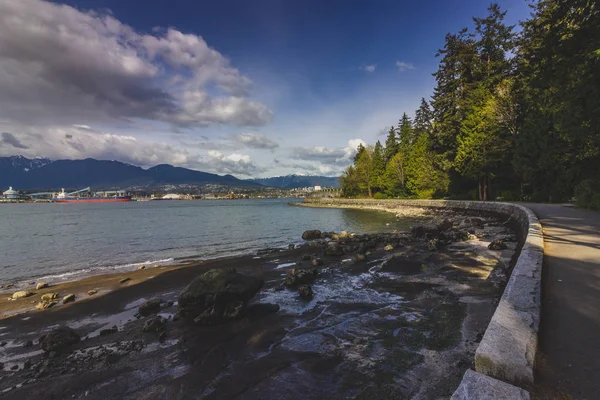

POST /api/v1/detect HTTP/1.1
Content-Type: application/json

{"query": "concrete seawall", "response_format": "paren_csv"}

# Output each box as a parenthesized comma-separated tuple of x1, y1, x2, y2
(298, 198, 544, 398)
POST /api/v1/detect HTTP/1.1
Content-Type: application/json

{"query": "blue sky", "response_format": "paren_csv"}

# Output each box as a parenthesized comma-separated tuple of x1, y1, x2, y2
(0, 0, 531, 177)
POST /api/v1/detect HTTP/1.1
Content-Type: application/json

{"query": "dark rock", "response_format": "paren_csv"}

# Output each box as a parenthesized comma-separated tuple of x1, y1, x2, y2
(40, 326, 80, 353)
(324, 242, 344, 256)
(245, 303, 280, 319)
(470, 218, 484, 228)
(178, 268, 263, 325)
(24, 359, 31, 369)
(311, 258, 323, 266)
(166, 300, 174, 307)
(119, 277, 131, 284)
(298, 285, 313, 299)
(302, 230, 322, 240)
(301, 253, 312, 261)
(11, 365, 18, 370)
(0, 341, 6, 347)
(284, 268, 318, 287)
(427, 238, 441, 251)
(159, 332, 167, 342)
(99, 326, 118, 336)
(138, 298, 162, 317)
(62, 294, 75, 304)
(143, 316, 166, 333)
(437, 219, 453, 231)
(356, 253, 367, 262)
(23, 340, 33, 348)
(488, 239, 508, 250)
(288, 244, 295, 250)
(257, 248, 281, 255)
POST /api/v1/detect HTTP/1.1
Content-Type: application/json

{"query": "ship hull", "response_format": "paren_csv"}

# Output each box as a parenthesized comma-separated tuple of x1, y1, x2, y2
(52, 197, 132, 203)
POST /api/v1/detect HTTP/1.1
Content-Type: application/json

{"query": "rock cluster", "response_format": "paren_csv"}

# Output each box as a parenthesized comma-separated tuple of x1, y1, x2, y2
(178, 268, 263, 325)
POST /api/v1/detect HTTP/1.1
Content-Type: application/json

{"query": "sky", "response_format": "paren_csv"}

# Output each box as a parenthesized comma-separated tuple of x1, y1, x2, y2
(0, 0, 532, 178)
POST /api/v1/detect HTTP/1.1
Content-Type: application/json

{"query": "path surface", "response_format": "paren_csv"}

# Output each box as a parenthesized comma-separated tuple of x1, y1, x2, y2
(523, 204, 600, 400)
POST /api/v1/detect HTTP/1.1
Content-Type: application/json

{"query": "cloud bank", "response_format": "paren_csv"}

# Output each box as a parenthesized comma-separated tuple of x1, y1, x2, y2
(0, 0, 272, 128)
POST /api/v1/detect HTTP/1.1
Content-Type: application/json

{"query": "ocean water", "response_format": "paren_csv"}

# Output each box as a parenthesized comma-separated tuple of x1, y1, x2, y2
(0, 199, 416, 284)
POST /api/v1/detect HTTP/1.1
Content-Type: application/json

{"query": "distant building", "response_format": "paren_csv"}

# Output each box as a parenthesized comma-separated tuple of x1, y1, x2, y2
(2, 186, 18, 200)
(314, 184, 322, 191)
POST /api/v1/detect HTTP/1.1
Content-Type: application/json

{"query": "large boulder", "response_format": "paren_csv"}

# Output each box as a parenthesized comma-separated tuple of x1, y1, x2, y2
(178, 269, 263, 325)
(302, 230, 322, 240)
(40, 326, 80, 353)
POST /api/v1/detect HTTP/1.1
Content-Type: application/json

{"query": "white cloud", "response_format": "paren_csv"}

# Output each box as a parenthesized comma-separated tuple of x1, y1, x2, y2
(360, 65, 376, 73)
(234, 133, 279, 150)
(0, 0, 272, 128)
(205, 150, 263, 176)
(290, 139, 366, 166)
(395, 61, 415, 72)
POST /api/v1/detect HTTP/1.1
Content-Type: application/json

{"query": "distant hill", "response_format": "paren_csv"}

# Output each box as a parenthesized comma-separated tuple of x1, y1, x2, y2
(0, 156, 261, 190)
(249, 174, 340, 189)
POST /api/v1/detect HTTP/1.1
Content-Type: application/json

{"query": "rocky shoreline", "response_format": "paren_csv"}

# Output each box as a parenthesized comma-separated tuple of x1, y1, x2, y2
(0, 207, 519, 399)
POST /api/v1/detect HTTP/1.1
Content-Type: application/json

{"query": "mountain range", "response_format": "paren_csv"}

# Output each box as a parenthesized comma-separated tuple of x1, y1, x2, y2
(0, 156, 339, 190)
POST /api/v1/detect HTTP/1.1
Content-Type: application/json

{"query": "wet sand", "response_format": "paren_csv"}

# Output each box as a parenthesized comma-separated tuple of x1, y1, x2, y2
(0, 211, 520, 399)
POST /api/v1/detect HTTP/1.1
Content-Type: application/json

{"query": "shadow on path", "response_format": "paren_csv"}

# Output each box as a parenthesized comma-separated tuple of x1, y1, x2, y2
(524, 204, 600, 400)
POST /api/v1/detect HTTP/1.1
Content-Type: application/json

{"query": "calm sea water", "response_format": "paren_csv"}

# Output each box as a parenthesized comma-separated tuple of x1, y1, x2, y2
(0, 199, 417, 284)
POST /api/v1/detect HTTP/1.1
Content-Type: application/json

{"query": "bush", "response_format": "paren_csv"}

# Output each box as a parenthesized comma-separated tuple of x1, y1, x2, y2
(373, 192, 389, 199)
(575, 180, 600, 210)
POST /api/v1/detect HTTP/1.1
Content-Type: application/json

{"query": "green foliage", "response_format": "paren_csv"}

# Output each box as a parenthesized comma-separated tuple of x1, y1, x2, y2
(575, 180, 600, 210)
(373, 192, 389, 199)
(340, 1, 598, 206)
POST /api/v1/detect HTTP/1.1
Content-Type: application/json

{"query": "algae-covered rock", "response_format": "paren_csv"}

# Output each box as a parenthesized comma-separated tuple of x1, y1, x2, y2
(41, 293, 59, 301)
(298, 285, 313, 300)
(138, 298, 162, 317)
(178, 268, 263, 325)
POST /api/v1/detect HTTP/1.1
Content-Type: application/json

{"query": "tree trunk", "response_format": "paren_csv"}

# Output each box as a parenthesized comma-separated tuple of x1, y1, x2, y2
(368, 185, 372, 198)
(483, 177, 488, 201)
(478, 178, 483, 201)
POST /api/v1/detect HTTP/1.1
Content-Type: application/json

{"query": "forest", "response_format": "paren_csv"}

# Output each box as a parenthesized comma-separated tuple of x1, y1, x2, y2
(340, 0, 600, 209)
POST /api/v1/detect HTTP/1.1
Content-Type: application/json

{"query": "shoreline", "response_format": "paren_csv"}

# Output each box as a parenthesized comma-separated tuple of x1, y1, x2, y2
(0, 201, 524, 399)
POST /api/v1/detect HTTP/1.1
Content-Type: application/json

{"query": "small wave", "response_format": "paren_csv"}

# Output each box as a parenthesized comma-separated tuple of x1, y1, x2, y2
(26, 258, 176, 284)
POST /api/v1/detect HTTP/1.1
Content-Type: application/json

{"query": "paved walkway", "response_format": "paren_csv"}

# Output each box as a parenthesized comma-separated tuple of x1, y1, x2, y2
(523, 204, 600, 400)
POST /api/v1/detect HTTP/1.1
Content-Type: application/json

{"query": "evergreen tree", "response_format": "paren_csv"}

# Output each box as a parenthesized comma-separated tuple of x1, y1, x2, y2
(430, 28, 478, 166)
(384, 126, 399, 163)
(473, 3, 515, 86)
(413, 98, 433, 139)
(370, 141, 386, 194)
(397, 113, 414, 151)
(354, 143, 366, 165)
